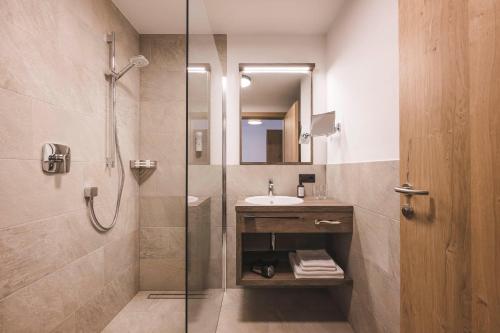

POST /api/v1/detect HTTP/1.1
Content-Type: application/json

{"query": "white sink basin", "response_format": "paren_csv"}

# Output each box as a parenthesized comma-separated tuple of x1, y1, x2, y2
(245, 196, 304, 206)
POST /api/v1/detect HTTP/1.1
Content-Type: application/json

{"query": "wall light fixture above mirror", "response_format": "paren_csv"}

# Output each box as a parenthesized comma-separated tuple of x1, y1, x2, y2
(240, 64, 314, 165)
(241, 64, 314, 74)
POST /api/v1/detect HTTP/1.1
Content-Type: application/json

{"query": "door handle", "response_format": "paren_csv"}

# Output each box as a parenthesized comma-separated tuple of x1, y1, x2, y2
(394, 183, 429, 219)
(314, 219, 342, 225)
(394, 183, 429, 196)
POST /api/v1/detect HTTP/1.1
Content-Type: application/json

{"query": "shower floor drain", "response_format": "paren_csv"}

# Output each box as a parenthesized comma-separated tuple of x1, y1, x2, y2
(147, 292, 207, 299)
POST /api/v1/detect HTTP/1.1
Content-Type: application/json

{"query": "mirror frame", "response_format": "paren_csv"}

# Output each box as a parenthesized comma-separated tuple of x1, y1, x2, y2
(238, 63, 315, 165)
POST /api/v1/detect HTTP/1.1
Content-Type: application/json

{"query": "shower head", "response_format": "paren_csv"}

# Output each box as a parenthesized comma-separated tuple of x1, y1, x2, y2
(114, 55, 149, 80)
(129, 55, 149, 68)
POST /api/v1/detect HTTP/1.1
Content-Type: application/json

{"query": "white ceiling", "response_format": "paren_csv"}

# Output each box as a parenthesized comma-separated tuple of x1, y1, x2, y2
(112, 0, 345, 35)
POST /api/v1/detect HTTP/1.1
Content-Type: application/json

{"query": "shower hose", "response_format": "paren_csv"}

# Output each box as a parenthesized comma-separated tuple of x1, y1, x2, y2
(84, 78, 124, 232)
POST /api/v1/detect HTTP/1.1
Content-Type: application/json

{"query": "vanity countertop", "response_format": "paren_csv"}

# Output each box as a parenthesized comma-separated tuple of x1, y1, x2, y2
(188, 196, 210, 208)
(235, 198, 353, 213)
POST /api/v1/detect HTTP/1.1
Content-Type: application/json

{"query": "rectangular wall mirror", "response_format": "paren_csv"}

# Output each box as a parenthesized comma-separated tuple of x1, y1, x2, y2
(188, 64, 211, 165)
(240, 64, 314, 165)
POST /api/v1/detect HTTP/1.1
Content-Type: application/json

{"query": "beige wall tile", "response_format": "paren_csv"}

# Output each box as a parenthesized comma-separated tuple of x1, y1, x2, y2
(0, 0, 140, 330)
(209, 226, 223, 260)
(140, 196, 185, 227)
(326, 161, 400, 331)
(149, 35, 186, 71)
(345, 290, 391, 333)
(351, 208, 398, 276)
(139, 258, 185, 291)
(0, 209, 105, 298)
(139, 164, 186, 197)
(327, 161, 400, 219)
(51, 314, 77, 333)
(104, 231, 139, 284)
(227, 165, 326, 199)
(140, 101, 186, 135)
(347, 251, 399, 325)
(75, 263, 139, 333)
(30, 98, 106, 163)
(356, 161, 400, 220)
(0, 249, 105, 333)
(326, 163, 361, 205)
(0, 160, 85, 229)
(140, 133, 185, 167)
(207, 258, 223, 289)
(226, 164, 326, 229)
(0, 88, 33, 159)
(140, 70, 185, 103)
(138, 35, 191, 290)
(140, 227, 185, 259)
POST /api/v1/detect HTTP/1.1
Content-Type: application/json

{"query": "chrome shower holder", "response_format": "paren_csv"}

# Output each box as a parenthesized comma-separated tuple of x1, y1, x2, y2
(85, 31, 150, 233)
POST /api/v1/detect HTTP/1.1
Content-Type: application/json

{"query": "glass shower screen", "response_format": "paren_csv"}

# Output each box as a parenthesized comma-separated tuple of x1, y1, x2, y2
(186, 2, 226, 332)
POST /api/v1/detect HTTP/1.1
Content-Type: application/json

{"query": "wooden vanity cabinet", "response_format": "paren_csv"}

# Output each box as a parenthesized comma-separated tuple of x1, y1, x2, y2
(235, 200, 354, 287)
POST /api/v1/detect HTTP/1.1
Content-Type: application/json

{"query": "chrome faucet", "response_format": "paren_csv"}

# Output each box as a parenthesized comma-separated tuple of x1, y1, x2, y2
(268, 179, 274, 196)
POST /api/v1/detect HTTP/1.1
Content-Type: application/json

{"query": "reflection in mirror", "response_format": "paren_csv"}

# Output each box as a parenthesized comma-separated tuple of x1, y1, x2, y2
(240, 64, 313, 164)
(188, 64, 210, 164)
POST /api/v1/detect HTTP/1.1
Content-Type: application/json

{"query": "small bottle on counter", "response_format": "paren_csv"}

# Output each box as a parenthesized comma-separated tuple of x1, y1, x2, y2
(297, 181, 305, 198)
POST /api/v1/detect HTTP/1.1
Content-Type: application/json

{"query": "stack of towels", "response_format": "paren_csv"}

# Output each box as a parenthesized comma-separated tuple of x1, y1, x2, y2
(289, 249, 344, 279)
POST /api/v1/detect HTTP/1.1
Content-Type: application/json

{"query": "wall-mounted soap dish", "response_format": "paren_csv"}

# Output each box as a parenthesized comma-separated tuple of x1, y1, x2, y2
(130, 160, 157, 184)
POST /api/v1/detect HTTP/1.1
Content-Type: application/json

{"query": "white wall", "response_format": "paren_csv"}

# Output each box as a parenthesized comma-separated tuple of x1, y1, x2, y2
(226, 35, 328, 165)
(326, 0, 399, 164)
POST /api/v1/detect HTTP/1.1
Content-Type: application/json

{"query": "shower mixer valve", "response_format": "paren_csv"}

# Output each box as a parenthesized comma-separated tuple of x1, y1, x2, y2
(41, 143, 71, 174)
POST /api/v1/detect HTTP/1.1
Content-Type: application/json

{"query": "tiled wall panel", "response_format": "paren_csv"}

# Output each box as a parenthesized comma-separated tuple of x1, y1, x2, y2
(0, 0, 140, 330)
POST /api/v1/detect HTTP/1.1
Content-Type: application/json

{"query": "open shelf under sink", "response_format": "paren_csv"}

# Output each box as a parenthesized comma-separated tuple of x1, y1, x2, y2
(240, 251, 352, 287)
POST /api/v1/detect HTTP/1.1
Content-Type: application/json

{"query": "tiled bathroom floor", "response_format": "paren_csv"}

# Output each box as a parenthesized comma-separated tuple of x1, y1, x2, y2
(216, 289, 354, 333)
(102, 292, 185, 333)
(103, 290, 223, 333)
(103, 289, 353, 333)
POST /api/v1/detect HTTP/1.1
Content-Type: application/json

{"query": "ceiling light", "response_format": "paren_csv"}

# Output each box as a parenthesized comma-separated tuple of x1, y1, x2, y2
(241, 75, 252, 88)
(187, 66, 207, 73)
(241, 66, 312, 74)
(247, 119, 262, 125)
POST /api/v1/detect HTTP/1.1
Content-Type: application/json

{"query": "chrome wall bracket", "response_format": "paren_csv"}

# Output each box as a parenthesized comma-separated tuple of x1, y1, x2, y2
(42, 143, 71, 174)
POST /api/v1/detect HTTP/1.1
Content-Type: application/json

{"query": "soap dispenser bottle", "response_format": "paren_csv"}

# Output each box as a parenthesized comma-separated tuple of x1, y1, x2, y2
(297, 181, 305, 198)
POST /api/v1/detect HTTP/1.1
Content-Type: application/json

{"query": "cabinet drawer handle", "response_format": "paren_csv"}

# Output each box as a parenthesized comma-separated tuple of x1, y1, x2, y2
(314, 219, 342, 225)
(245, 216, 301, 219)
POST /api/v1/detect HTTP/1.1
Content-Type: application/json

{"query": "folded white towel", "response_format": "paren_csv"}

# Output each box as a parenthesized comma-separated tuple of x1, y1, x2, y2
(289, 252, 344, 279)
(299, 263, 337, 272)
(296, 249, 337, 269)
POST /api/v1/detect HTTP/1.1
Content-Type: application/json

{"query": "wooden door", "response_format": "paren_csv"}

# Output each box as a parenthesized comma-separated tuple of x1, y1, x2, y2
(400, 1, 500, 332)
(284, 101, 299, 162)
(469, 1, 500, 331)
(266, 129, 283, 163)
(400, 0, 470, 331)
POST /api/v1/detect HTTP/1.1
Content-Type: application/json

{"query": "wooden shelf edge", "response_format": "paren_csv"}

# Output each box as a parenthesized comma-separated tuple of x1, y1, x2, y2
(240, 270, 352, 287)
